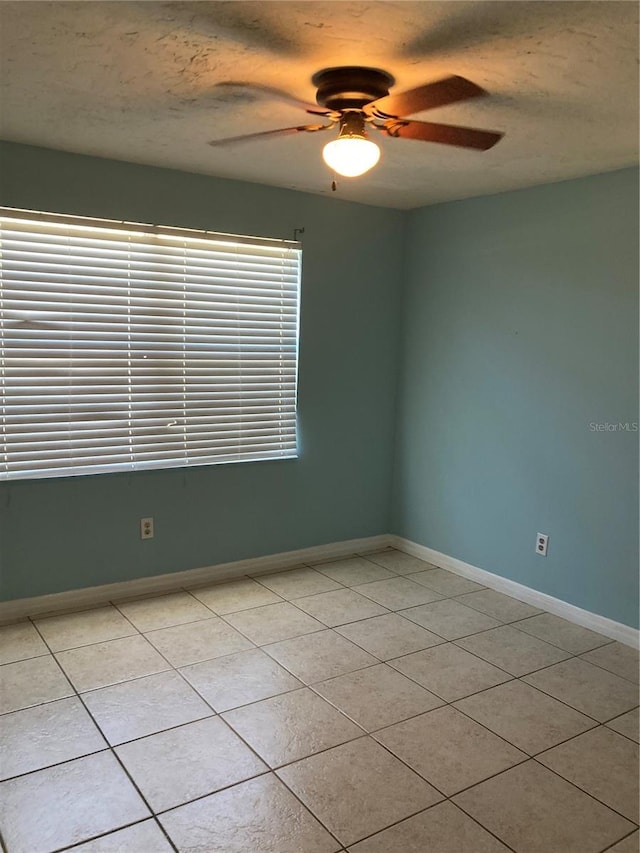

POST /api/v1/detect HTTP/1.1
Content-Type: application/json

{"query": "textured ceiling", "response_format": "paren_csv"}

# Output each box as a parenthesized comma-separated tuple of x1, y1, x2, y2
(0, 1, 638, 209)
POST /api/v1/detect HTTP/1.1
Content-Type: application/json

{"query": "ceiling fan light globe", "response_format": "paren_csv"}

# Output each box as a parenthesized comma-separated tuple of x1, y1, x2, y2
(322, 137, 381, 177)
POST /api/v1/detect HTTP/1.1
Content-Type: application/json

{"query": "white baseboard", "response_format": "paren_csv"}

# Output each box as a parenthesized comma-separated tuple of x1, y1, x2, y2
(3, 532, 637, 650)
(392, 535, 639, 649)
(0, 534, 393, 624)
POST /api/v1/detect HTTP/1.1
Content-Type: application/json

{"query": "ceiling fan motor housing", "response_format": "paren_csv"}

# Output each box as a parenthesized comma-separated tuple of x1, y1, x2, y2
(312, 66, 395, 111)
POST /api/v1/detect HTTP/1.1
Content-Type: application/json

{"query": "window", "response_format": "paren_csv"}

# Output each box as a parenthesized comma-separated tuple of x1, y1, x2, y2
(0, 208, 301, 480)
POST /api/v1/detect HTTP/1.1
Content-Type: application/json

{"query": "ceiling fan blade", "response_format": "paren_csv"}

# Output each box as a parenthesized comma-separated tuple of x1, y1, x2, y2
(366, 75, 486, 119)
(163, 2, 300, 57)
(208, 124, 332, 147)
(381, 120, 503, 151)
(211, 82, 333, 116)
(402, 3, 579, 61)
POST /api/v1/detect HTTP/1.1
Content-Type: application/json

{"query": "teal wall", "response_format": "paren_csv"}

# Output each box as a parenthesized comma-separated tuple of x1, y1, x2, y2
(1, 144, 637, 629)
(394, 168, 639, 628)
(0, 142, 404, 599)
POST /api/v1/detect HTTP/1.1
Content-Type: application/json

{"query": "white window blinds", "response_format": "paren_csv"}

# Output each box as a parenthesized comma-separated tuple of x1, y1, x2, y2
(0, 208, 301, 480)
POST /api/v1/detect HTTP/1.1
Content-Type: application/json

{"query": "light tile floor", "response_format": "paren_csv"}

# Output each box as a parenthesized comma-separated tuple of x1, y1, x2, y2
(0, 548, 638, 853)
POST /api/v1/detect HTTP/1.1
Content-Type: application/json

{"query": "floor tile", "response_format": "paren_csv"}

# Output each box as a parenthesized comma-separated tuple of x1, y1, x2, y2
(67, 820, 174, 852)
(294, 588, 388, 627)
(375, 706, 525, 796)
(115, 591, 212, 632)
(454, 680, 596, 754)
(581, 641, 639, 683)
(523, 657, 639, 722)
(0, 696, 106, 780)
(606, 831, 640, 853)
(511, 612, 611, 654)
(253, 567, 343, 599)
(264, 629, 377, 684)
(453, 760, 634, 853)
(348, 800, 510, 853)
(336, 613, 443, 660)
(144, 616, 253, 666)
(606, 707, 640, 743)
(34, 605, 136, 651)
(82, 670, 213, 745)
(0, 621, 48, 664)
(390, 643, 511, 702)
(314, 663, 444, 732)
(313, 556, 396, 586)
(180, 648, 302, 712)
(278, 737, 442, 847)
(116, 716, 267, 811)
(538, 726, 639, 822)
(455, 589, 541, 622)
(223, 687, 363, 767)
(0, 655, 73, 714)
(223, 601, 324, 645)
(354, 577, 444, 610)
(363, 549, 437, 575)
(0, 751, 149, 853)
(409, 568, 485, 596)
(400, 599, 501, 640)
(456, 625, 571, 676)
(159, 773, 339, 853)
(189, 577, 283, 613)
(56, 634, 170, 692)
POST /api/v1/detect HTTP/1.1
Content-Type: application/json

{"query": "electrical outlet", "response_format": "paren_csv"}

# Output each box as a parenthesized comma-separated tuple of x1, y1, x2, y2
(536, 532, 549, 557)
(140, 517, 154, 540)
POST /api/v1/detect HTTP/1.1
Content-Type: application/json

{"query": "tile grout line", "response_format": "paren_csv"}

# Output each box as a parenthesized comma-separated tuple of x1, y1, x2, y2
(86, 594, 349, 852)
(279, 614, 640, 833)
(13, 561, 628, 676)
(65, 599, 354, 853)
(10, 547, 634, 649)
(12, 597, 504, 849)
(18, 583, 632, 688)
(598, 827, 639, 852)
(451, 780, 632, 853)
(304, 666, 605, 762)
(3, 730, 636, 843)
(298, 660, 639, 835)
(530, 754, 639, 827)
(7, 603, 638, 737)
(5, 644, 637, 832)
(50, 817, 172, 853)
(215, 610, 327, 648)
(4, 562, 638, 850)
(600, 720, 640, 746)
(497, 610, 616, 652)
(377, 624, 639, 718)
(158, 770, 343, 850)
(8, 584, 639, 735)
(27, 618, 181, 853)
(5, 594, 515, 663)
(249, 566, 350, 596)
(247, 566, 631, 681)
(62, 600, 324, 844)
(221, 607, 640, 838)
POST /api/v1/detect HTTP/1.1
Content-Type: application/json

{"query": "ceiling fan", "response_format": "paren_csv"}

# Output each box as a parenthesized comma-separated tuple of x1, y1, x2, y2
(208, 66, 504, 179)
